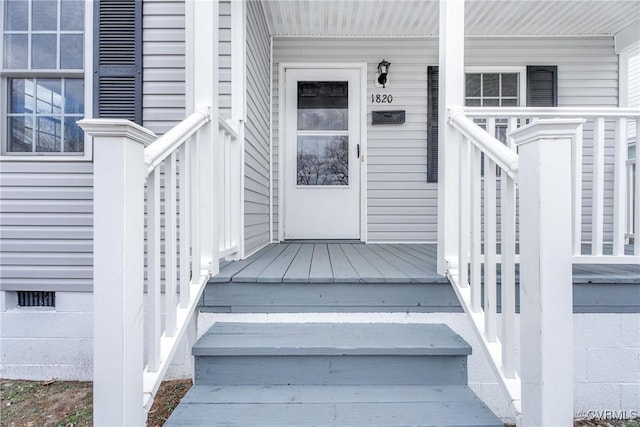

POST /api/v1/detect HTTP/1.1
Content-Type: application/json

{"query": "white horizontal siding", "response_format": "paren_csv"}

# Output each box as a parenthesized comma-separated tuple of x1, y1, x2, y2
(143, 0, 186, 134)
(0, 162, 94, 292)
(273, 36, 619, 242)
(219, 0, 232, 120)
(244, 1, 272, 255)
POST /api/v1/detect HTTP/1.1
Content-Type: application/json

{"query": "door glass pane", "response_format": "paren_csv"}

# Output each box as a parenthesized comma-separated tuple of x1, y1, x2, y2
(297, 136, 348, 186)
(297, 82, 348, 130)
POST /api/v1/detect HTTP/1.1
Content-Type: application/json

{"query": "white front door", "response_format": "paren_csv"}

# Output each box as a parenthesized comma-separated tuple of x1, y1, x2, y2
(283, 68, 361, 239)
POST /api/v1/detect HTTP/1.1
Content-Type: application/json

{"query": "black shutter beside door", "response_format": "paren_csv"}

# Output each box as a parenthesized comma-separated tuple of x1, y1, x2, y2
(94, 0, 142, 124)
(427, 66, 439, 183)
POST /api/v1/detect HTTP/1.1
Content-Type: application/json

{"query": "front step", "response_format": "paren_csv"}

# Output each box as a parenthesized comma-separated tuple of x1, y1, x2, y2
(166, 385, 502, 427)
(166, 323, 502, 426)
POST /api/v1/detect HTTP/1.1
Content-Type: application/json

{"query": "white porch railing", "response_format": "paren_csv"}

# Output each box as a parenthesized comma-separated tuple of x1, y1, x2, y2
(446, 105, 640, 425)
(79, 110, 241, 424)
(464, 107, 640, 264)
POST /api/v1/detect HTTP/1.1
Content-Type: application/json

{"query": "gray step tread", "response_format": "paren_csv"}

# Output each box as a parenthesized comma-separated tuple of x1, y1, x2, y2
(193, 323, 471, 356)
(166, 385, 502, 426)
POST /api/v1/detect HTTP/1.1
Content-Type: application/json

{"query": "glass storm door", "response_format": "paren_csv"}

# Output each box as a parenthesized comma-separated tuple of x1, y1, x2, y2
(284, 68, 361, 239)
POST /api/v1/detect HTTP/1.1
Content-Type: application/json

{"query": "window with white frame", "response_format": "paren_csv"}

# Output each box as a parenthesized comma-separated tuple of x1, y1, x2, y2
(2, 0, 85, 155)
(465, 71, 523, 144)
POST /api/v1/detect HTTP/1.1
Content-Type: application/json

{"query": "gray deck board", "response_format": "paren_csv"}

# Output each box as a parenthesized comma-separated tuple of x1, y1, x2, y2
(232, 244, 289, 282)
(257, 243, 302, 283)
(193, 323, 471, 356)
(309, 243, 334, 283)
(210, 242, 637, 288)
(339, 243, 386, 283)
(353, 244, 411, 283)
(212, 244, 274, 283)
(327, 244, 359, 283)
(282, 243, 314, 283)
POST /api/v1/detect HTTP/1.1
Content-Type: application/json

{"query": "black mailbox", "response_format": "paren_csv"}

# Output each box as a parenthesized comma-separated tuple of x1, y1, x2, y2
(372, 110, 405, 125)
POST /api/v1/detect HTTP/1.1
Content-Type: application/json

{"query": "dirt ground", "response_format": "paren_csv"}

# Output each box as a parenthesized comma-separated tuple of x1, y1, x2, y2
(0, 379, 191, 427)
(0, 379, 637, 427)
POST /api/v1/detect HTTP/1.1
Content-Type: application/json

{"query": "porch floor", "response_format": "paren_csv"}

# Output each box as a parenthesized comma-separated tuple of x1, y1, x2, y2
(213, 242, 447, 284)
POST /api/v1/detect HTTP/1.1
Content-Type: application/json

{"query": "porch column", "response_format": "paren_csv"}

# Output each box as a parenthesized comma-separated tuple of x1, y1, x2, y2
(78, 119, 156, 426)
(437, 0, 465, 275)
(188, 0, 220, 275)
(511, 119, 583, 427)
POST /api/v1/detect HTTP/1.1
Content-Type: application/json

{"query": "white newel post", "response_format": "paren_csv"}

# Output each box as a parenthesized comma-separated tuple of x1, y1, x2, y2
(437, 0, 465, 275)
(78, 119, 156, 426)
(510, 119, 584, 427)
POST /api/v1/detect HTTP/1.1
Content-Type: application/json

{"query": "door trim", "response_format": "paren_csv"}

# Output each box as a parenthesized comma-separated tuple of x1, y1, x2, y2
(277, 62, 368, 242)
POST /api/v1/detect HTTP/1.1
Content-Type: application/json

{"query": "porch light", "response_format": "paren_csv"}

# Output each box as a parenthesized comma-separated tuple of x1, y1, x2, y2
(376, 59, 391, 88)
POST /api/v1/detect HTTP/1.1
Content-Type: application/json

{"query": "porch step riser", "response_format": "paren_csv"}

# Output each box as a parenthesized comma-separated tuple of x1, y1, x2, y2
(194, 355, 468, 386)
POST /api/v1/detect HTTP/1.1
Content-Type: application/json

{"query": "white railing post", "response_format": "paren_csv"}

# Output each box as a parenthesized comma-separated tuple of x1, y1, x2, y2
(78, 119, 156, 426)
(437, 0, 465, 275)
(511, 119, 584, 427)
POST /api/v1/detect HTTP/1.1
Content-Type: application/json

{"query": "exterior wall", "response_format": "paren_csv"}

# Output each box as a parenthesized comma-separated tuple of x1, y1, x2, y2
(219, 0, 232, 120)
(244, 1, 272, 255)
(197, 311, 640, 423)
(0, 162, 94, 292)
(142, 0, 186, 134)
(272, 36, 619, 242)
(0, 291, 194, 380)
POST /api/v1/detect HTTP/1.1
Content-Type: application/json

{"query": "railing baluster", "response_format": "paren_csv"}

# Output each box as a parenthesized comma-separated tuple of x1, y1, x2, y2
(190, 134, 201, 281)
(165, 152, 178, 336)
(484, 157, 497, 343)
(178, 144, 191, 307)
(225, 132, 232, 250)
(501, 170, 516, 378)
(572, 124, 584, 256)
(635, 118, 640, 256)
(470, 145, 482, 312)
(592, 117, 605, 255)
(147, 168, 162, 371)
(218, 127, 226, 253)
(459, 136, 470, 287)
(613, 118, 628, 256)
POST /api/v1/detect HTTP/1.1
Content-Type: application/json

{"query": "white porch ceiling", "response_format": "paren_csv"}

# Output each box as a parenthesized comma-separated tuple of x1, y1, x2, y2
(261, 0, 640, 37)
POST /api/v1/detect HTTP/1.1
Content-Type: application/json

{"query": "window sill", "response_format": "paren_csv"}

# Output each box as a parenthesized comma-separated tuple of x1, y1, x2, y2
(0, 154, 92, 162)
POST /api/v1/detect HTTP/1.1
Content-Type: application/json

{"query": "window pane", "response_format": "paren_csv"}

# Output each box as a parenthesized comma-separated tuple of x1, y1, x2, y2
(297, 135, 349, 186)
(466, 74, 481, 97)
(10, 79, 35, 114)
(32, 0, 58, 31)
(298, 82, 348, 130)
(483, 98, 500, 107)
(36, 79, 63, 114)
(502, 98, 518, 107)
(60, 0, 84, 31)
(32, 34, 57, 69)
(36, 116, 62, 152)
(502, 74, 518, 97)
(5, 0, 29, 31)
(60, 34, 83, 69)
(3, 34, 28, 68)
(483, 74, 499, 97)
(64, 79, 84, 113)
(8, 116, 33, 152)
(466, 98, 481, 107)
(64, 117, 83, 152)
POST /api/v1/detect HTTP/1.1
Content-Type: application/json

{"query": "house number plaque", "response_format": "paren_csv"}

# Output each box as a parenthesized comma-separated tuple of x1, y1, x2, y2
(371, 94, 393, 104)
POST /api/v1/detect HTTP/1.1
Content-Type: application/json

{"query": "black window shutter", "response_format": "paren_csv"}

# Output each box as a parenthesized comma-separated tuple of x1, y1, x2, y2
(526, 66, 558, 107)
(94, 0, 142, 124)
(427, 66, 439, 183)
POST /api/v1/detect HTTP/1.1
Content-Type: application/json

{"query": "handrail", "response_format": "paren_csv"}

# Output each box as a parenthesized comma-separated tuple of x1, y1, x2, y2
(448, 106, 520, 178)
(463, 106, 640, 118)
(144, 106, 211, 175)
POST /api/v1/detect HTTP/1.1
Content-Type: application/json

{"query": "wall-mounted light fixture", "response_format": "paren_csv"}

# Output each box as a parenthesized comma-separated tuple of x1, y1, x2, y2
(376, 59, 391, 88)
